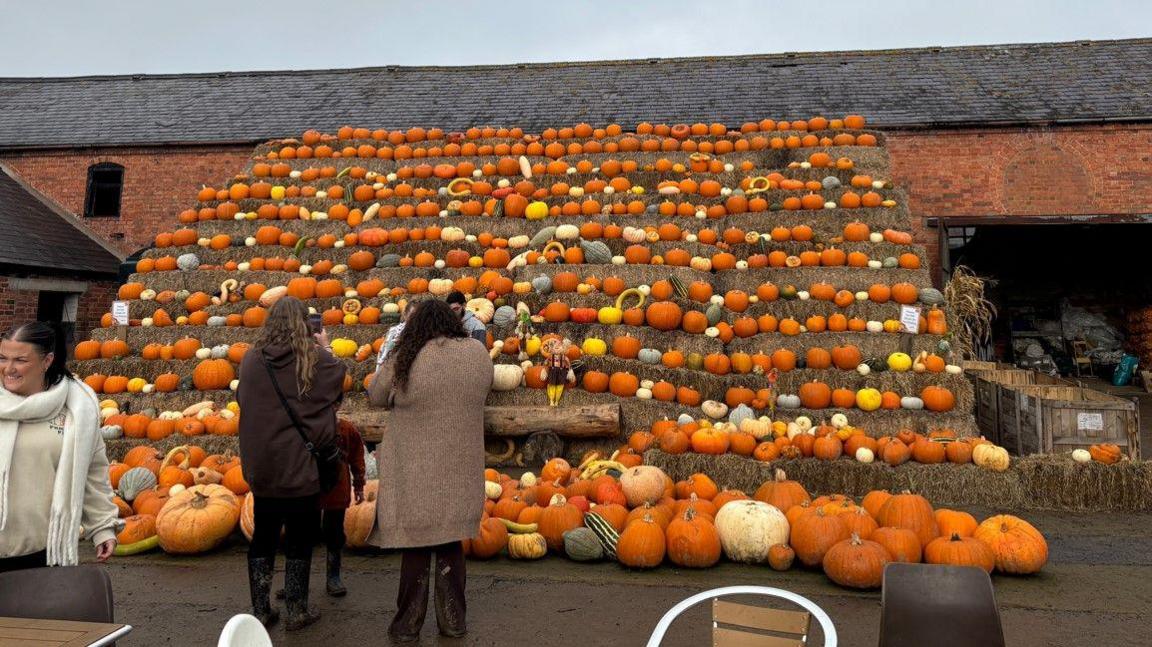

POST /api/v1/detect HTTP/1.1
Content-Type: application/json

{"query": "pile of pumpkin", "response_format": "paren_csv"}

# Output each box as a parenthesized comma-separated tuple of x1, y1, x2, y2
(469, 459, 1046, 588)
(635, 415, 1010, 470)
(99, 400, 239, 441)
(110, 442, 380, 557)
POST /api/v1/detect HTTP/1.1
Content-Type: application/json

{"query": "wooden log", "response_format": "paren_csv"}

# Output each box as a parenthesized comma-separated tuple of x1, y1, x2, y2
(348, 404, 620, 444)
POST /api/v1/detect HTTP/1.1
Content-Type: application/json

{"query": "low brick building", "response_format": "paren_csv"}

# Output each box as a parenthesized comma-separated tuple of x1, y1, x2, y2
(0, 164, 122, 340)
(0, 38, 1149, 365)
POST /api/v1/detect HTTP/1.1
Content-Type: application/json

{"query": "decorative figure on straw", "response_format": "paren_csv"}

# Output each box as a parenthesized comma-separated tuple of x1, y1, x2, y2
(539, 337, 575, 406)
(514, 302, 534, 361)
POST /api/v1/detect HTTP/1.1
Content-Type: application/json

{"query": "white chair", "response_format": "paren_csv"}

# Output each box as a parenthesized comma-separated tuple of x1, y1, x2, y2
(646, 585, 838, 647)
(217, 614, 273, 647)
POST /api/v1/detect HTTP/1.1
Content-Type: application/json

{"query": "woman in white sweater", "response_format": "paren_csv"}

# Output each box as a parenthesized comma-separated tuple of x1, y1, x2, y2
(0, 322, 120, 571)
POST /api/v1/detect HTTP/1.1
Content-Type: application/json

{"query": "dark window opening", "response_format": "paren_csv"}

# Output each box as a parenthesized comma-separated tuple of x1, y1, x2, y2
(84, 162, 123, 217)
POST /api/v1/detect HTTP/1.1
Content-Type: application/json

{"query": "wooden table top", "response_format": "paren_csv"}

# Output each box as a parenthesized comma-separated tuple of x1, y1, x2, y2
(0, 617, 132, 647)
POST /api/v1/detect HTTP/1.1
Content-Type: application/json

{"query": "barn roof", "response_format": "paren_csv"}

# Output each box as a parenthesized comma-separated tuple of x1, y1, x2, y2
(1, 38, 1150, 149)
(0, 164, 123, 275)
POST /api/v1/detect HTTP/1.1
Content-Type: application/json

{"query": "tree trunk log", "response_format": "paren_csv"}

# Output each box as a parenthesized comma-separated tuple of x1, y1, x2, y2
(350, 404, 619, 444)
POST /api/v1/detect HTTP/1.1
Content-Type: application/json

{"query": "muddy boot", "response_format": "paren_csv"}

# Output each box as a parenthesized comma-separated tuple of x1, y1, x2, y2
(283, 558, 321, 631)
(247, 557, 280, 628)
(326, 548, 347, 597)
(434, 547, 467, 638)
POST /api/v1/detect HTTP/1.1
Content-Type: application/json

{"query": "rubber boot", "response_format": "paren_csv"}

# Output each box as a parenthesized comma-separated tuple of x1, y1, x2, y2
(326, 548, 347, 597)
(434, 548, 467, 638)
(283, 558, 322, 631)
(247, 557, 280, 627)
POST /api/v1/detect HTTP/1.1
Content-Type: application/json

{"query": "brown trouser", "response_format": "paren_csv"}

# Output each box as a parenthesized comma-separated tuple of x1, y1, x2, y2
(391, 541, 466, 637)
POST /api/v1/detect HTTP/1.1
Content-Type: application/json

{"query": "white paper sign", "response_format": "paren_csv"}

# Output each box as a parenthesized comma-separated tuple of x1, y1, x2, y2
(111, 301, 129, 326)
(899, 305, 921, 334)
(1077, 412, 1104, 431)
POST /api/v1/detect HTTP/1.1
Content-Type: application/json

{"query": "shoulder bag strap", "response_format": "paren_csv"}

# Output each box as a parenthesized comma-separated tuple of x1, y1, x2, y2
(261, 353, 319, 457)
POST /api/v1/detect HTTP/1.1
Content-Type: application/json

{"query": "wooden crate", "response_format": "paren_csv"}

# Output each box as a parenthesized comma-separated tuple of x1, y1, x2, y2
(997, 385, 1140, 459)
(969, 370, 1072, 445)
(960, 360, 1010, 371)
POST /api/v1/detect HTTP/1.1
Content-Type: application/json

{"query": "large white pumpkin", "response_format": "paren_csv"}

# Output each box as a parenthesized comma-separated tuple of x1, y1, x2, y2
(714, 500, 790, 564)
(492, 364, 524, 391)
(619, 465, 668, 508)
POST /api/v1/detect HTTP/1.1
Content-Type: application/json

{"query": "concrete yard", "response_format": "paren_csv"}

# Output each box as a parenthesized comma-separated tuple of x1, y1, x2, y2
(96, 507, 1152, 646)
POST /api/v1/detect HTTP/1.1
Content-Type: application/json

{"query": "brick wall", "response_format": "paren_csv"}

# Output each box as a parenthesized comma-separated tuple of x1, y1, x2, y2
(887, 123, 1152, 272)
(1, 145, 255, 255)
(0, 275, 118, 345)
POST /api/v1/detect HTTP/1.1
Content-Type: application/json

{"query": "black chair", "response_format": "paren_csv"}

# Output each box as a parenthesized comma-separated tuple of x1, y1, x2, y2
(0, 565, 114, 623)
(879, 562, 1004, 647)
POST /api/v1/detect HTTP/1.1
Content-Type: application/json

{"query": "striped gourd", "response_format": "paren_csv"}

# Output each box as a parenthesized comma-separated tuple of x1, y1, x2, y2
(584, 512, 620, 560)
(669, 275, 689, 300)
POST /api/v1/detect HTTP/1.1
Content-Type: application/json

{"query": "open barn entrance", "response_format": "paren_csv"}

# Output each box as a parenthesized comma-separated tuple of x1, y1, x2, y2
(930, 215, 1152, 378)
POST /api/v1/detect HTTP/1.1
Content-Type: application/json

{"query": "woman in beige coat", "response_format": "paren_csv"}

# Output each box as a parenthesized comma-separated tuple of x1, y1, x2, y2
(368, 299, 491, 642)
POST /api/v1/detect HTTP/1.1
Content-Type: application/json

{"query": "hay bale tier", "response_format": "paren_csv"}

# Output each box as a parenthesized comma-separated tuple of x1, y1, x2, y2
(70, 117, 975, 463)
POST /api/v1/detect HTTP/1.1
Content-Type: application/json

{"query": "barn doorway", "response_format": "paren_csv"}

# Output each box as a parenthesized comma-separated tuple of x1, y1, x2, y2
(36, 290, 78, 350)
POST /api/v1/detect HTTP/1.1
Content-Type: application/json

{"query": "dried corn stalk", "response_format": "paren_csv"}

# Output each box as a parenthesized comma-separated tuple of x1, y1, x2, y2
(944, 265, 996, 359)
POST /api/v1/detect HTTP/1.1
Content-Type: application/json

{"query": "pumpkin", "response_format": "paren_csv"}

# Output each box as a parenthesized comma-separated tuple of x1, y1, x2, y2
(935, 509, 979, 538)
(539, 495, 584, 552)
(877, 491, 938, 547)
(924, 533, 995, 573)
(768, 543, 795, 571)
(871, 527, 922, 563)
(192, 359, 235, 391)
(714, 500, 790, 564)
(155, 484, 239, 554)
(665, 508, 722, 568)
(620, 466, 668, 508)
(616, 514, 666, 569)
(507, 532, 548, 560)
(563, 527, 604, 562)
(117, 467, 157, 502)
(823, 533, 891, 589)
(973, 515, 1048, 574)
(972, 443, 1010, 472)
(470, 517, 510, 559)
(790, 509, 851, 567)
(751, 470, 810, 517)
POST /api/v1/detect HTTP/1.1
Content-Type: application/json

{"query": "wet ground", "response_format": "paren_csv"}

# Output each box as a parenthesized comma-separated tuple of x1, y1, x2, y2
(96, 507, 1152, 646)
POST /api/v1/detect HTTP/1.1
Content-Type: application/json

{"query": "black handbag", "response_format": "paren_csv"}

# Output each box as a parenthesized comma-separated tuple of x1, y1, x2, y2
(261, 354, 343, 492)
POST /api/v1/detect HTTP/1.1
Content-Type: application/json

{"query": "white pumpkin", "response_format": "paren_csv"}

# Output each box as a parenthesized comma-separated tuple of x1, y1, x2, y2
(794, 416, 813, 432)
(554, 224, 580, 240)
(855, 447, 875, 463)
(714, 500, 790, 564)
(739, 417, 772, 440)
(776, 394, 801, 409)
(210, 344, 230, 359)
(466, 298, 495, 324)
(829, 414, 848, 430)
(619, 466, 668, 508)
(507, 235, 530, 249)
(1071, 448, 1092, 464)
(485, 481, 503, 500)
(492, 364, 524, 392)
(194, 348, 213, 360)
(900, 397, 925, 410)
(676, 413, 695, 425)
(635, 387, 653, 400)
(701, 400, 729, 420)
(519, 472, 537, 488)
(945, 364, 964, 375)
(973, 443, 1011, 472)
(866, 320, 884, 333)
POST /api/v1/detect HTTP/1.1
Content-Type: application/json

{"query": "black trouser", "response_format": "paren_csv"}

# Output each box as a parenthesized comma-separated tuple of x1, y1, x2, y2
(392, 541, 466, 636)
(322, 508, 346, 552)
(0, 550, 46, 573)
(250, 495, 320, 560)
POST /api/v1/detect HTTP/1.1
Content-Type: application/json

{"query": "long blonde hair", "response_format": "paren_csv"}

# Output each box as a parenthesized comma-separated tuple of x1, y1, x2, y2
(255, 296, 318, 396)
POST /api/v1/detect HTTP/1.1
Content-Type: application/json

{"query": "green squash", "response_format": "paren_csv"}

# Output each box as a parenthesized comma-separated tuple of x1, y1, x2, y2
(864, 357, 887, 373)
(583, 512, 619, 560)
(882, 256, 899, 268)
(377, 253, 402, 268)
(114, 535, 160, 556)
(637, 348, 662, 365)
(563, 527, 604, 562)
(919, 288, 945, 306)
(705, 303, 724, 326)
(118, 467, 157, 502)
(529, 226, 557, 249)
(686, 352, 704, 371)
(532, 275, 553, 294)
(580, 240, 613, 265)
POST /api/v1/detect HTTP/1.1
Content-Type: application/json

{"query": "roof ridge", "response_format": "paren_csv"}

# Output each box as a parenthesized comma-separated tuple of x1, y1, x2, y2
(1, 37, 1149, 82)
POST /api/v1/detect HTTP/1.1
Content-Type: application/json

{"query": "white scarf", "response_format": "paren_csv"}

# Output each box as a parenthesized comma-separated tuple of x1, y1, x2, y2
(0, 378, 101, 566)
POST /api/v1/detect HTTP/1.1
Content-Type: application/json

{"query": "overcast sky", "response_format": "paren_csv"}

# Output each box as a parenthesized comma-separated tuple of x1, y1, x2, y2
(1, 0, 1148, 77)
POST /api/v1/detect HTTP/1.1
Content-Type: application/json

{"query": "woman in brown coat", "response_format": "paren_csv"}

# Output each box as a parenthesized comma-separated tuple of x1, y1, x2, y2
(368, 299, 492, 642)
(238, 296, 346, 631)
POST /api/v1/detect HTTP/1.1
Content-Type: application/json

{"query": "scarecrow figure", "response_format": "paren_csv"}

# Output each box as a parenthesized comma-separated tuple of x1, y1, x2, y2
(539, 337, 575, 406)
(514, 302, 534, 361)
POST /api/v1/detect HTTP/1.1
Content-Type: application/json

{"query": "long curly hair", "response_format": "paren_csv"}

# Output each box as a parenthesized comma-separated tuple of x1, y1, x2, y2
(255, 296, 318, 396)
(391, 299, 466, 392)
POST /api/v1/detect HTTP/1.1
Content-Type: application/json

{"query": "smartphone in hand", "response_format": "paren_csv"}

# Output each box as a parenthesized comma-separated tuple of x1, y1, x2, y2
(308, 313, 324, 336)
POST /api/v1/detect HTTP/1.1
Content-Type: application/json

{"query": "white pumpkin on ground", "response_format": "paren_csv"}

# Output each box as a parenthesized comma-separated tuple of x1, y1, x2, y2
(714, 500, 790, 564)
(619, 465, 668, 508)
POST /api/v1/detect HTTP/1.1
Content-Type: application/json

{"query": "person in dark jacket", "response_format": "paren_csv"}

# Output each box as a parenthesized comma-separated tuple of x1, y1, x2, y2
(238, 296, 346, 630)
(445, 291, 488, 343)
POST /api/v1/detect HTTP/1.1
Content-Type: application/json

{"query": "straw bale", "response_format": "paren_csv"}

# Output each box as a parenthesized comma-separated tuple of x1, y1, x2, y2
(105, 436, 239, 464)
